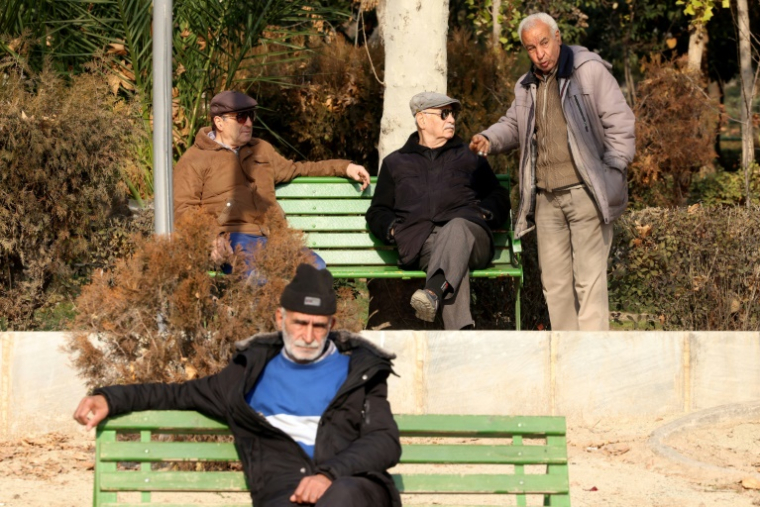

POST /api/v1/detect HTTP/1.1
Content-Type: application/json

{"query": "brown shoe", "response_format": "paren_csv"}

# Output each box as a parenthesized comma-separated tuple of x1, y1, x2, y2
(410, 289, 439, 322)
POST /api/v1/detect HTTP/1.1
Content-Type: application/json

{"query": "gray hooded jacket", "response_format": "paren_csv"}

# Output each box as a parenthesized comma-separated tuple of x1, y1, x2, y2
(481, 45, 635, 238)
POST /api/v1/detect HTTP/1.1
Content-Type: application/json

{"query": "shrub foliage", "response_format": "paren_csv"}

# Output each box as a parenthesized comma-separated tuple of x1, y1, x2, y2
(630, 56, 721, 207)
(67, 210, 364, 390)
(611, 205, 760, 330)
(0, 66, 145, 330)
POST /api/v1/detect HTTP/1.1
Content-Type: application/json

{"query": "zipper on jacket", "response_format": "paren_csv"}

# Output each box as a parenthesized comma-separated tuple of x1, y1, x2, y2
(572, 95, 589, 132)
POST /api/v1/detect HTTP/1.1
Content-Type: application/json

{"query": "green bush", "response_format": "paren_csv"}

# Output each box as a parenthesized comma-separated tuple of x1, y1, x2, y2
(0, 65, 147, 330)
(689, 163, 760, 206)
(610, 206, 760, 330)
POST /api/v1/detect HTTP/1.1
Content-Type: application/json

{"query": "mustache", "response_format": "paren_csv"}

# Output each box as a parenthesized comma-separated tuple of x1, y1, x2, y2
(292, 340, 320, 349)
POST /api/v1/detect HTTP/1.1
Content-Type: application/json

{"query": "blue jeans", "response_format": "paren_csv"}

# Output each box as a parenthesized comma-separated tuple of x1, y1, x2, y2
(223, 233, 326, 280)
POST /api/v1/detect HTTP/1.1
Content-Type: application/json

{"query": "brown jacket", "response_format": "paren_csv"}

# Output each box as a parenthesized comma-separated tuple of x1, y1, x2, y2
(174, 127, 349, 235)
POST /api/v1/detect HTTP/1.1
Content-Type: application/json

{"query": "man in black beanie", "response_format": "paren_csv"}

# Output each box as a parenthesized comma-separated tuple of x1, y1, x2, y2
(74, 263, 401, 507)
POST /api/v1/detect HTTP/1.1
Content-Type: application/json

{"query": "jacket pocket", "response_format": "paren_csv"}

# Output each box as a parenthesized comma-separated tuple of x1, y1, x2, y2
(602, 164, 627, 209)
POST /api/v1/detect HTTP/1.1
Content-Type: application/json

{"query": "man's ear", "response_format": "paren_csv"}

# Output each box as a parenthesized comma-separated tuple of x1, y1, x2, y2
(275, 308, 284, 330)
(213, 115, 224, 132)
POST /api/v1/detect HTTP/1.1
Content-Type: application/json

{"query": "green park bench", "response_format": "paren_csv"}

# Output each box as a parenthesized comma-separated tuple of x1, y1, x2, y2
(275, 175, 524, 329)
(94, 410, 571, 506)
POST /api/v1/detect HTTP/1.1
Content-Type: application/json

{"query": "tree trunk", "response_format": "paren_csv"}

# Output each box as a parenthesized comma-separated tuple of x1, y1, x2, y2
(687, 24, 707, 74)
(736, 0, 755, 205)
(378, 0, 449, 168)
(492, 0, 502, 47)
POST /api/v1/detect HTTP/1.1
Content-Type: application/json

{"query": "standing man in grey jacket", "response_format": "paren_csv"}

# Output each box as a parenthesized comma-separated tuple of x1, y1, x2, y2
(470, 12, 635, 331)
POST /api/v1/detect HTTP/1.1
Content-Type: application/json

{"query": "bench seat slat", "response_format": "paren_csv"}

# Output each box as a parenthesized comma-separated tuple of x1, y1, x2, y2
(100, 471, 247, 492)
(280, 200, 371, 214)
(286, 216, 370, 231)
(101, 412, 231, 431)
(99, 442, 239, 462)
(317, 247, 512, 266)
(391, 473, 569, 494)
(99, 442, 566, 465)
(102, 504, 252, 507)
(400, 444, 567, 464)
(274, 182, 374, 198)
(327, 265, 523, 279)
(304, 232, 514, 248)
(395, 415, 567, 435)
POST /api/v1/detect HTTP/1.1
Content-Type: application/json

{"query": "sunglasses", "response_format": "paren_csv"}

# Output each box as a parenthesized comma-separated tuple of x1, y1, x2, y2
(222, 109, 256, 125)
(420, 109, 457, 120)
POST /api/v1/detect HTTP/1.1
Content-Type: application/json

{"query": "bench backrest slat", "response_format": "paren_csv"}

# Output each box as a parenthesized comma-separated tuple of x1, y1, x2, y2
(95, 411, 570, 506)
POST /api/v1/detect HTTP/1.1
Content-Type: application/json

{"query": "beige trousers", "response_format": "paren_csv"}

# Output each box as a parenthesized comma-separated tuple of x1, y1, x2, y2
(535, 186, 613, 331)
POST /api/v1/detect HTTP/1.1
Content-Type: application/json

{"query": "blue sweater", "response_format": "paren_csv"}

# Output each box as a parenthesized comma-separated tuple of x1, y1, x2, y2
(246, 347, 350, 458)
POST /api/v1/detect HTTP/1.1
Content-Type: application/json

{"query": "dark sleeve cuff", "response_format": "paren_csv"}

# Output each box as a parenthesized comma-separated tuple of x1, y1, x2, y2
(386, 219, 402, 244)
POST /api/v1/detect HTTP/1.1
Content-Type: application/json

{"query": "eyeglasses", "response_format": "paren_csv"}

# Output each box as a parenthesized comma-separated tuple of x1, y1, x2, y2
(419, 109, 457, 120)
(222, 109, 256, 125)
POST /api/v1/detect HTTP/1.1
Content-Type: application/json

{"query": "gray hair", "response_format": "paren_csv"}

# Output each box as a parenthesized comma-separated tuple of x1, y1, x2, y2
(518, 13, 560, 41)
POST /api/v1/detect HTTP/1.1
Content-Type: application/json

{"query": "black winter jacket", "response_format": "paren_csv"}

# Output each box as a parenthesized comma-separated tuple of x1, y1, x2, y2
(366, 133, 511, 268)
(93, 331, 402, 507)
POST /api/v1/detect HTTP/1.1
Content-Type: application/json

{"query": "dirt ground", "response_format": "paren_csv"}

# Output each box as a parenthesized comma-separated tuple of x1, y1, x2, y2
(1, 415, 759, 507)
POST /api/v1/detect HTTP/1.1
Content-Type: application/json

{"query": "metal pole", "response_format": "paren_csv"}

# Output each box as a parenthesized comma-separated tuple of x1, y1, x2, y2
(153, 0, 174, 234)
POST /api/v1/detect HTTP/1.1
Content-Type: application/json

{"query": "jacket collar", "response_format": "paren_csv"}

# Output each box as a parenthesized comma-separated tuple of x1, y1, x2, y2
(398, 132, 464, 157)
(520, 44, 574, 87)
(193, 126, 261, 155)
(234, 329, 396, 361)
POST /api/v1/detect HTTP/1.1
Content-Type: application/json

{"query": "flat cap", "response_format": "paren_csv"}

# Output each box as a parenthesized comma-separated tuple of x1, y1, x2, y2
(409, 91, 461, 116)
(280, 263, 336, 316)
(209, 91, 258, 117)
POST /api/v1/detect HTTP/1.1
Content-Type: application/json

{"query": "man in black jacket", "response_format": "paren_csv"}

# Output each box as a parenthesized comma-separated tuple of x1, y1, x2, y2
(366, 92, 510, 330)
(73, 264, 401, 507)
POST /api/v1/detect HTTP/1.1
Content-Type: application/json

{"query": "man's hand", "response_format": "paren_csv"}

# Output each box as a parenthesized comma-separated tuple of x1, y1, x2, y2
(73, 395, 110, 430)
(469, 134, 490, 157)
(290, 474, 332, 504)
(346, 163, 370, 191)
(210, 234, 233, 264)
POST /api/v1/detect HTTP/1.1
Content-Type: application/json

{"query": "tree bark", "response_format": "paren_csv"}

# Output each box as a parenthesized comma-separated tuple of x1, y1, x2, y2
(736, 0, 755, 205)
(492, 0, 502, 47)
(687, 24, 707, 74)
(378, 0, 449, 168)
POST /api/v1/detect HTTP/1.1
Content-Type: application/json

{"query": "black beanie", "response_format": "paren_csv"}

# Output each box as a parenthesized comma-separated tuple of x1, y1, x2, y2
(280, 264, 336, 315)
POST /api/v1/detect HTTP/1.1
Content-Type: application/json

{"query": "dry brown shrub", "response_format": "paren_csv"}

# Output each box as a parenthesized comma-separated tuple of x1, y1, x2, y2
(0, 64, 146, 330)
(631, 56, 721, 206)
(249, 34, 384, 168)
(67, 209, 363, 390)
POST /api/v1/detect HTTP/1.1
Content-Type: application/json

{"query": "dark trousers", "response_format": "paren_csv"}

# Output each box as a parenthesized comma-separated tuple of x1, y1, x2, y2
(418, 218, 492, 330)
(258, 476, 392, 507)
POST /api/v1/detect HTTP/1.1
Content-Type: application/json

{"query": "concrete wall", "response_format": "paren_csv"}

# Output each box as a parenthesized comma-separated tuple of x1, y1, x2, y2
(2, 331, 759, 438)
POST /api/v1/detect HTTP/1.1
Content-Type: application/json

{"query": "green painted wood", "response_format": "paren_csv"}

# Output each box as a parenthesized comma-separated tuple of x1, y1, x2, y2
(392, 473, 569, 494)
(396, 414, 566, 436)
(274, 182, 375, 198)
(94, 411, 569, 506)
(99, 442, 239, 462)
(95, 429, 118, 506)
(304, 232, 514, 249)
(317, 247, 512, 266)
(286, 216, 370, 231)
(327, 265, 523, 279)
(101, 411, 231, 432)
(399, 444, 567, 464)
(141, 430, 152, 503)
(279, 200, 371, 214)
(99, 471, 247, 492)
(102, 504, 252, 507)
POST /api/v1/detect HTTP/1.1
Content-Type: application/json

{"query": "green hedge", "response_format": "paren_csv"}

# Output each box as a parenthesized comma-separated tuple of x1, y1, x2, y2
(610, 206, 760, 330)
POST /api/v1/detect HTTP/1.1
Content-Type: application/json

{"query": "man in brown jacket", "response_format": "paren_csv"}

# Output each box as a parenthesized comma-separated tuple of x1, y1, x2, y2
(174, 90, 370, 273)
